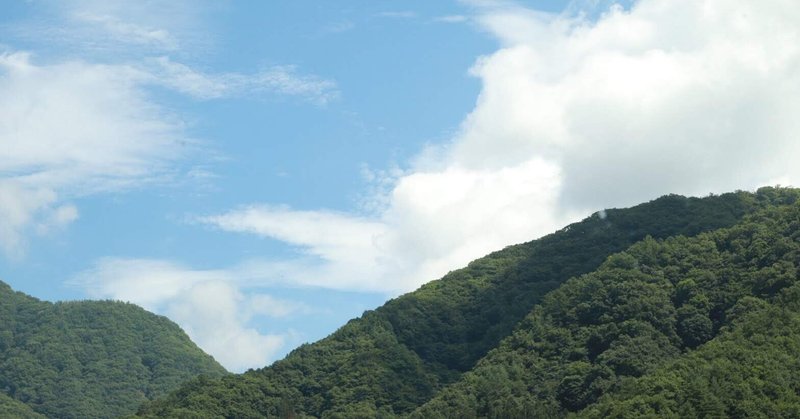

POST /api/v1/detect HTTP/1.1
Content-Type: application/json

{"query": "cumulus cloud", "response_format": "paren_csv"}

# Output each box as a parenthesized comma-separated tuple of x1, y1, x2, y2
(202, 0, 800, 294)
(72, 258, 305, 372)
(463, 0, 800, 210)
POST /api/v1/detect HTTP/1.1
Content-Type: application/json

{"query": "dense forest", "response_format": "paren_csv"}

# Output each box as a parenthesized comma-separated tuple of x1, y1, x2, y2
(0, 392, 44, 419)
(135, 187, 800, 418)
(0, 282, 227, 418)
(414, 201, 800, 417)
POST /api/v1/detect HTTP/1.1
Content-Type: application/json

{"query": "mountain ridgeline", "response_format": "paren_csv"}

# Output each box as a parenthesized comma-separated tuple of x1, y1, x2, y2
(0, 283, 228, 418)
(137, 187, 800, 418)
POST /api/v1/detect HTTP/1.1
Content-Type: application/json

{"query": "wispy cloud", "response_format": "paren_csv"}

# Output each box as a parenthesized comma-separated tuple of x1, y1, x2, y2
(0, 0, 340, 256)
(0, 182, 77, 259)
(0, 51, 187, 256)
(0, 51, 337, 257)
(198, 207, 392, 291)
(146, 57, 339, 104)
(376, 11, 418, 19)
(71, 258, 309, 372)
(3, 1, 215, 58)
(434, 15, 469, 23)
(71, 11, 179, 50)
(322, 20, 356, 34)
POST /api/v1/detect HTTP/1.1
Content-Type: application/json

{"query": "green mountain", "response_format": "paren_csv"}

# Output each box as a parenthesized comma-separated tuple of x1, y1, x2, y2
(137, 187, 800, 418)
(413, 201, 800, 417)
(0, 282, 228, 418)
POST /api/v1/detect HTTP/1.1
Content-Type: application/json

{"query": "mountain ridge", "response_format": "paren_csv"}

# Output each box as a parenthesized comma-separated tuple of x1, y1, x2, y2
(137, 187, 800, 418)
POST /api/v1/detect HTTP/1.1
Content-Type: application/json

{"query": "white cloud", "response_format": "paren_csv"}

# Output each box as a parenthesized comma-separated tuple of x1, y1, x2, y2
(0, 181, 60, 258)
(0, 53, 181, 183)
(0, 16, 337, 255)
(72, 258, 304, 372)
(35, 203, 79, 236)
(200, 207, 391, 290)
(0, 51, 187, 256)
(201, 158, 571, 293)
(202, 0, 800, 294)
(461, 0, 800, 209)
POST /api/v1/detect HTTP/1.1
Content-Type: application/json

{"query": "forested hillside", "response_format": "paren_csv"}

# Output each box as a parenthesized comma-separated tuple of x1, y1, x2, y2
(0, 392, 44, 419)
(414, 201, 800, 417)
(138, 187, 800, 418)
(0, 282, 228, 418)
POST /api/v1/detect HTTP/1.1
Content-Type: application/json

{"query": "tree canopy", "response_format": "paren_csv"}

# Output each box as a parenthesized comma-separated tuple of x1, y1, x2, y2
(414, 200, 800, 417)
(0, 282, 227, 418)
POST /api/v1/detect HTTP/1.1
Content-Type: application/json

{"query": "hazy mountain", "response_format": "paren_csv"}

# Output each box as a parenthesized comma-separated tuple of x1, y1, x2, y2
(137, 187, 800, 418)
(0, 282, 228, 418)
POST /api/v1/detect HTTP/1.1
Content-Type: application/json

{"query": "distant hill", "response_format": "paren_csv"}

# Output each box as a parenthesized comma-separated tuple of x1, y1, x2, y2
(137, 187, 800, 418)
(0, 282, 227, 418)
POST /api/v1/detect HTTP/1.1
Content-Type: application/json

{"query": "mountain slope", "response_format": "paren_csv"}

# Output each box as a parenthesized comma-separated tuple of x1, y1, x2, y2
(583, 305, 800, 418)
(413, 200, 800, 417)
(138, 188, 800, 418)
(0, 282, 228, 418)
(0, 392, 45, 419)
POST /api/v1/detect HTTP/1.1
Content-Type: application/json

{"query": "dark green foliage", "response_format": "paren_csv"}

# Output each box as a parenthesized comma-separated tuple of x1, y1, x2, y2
(139, 188, 800, 418)
(139, 313, 438, 418)
(583, 305, 800, 418)
(0, 283, 227, 418)
(414, 195, 800, 418)
(0, 392, 45, 418)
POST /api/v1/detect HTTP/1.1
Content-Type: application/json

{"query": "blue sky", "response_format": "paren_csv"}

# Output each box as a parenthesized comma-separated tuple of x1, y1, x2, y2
(2, 0, 799, 371)
(0, 1, 492, 289)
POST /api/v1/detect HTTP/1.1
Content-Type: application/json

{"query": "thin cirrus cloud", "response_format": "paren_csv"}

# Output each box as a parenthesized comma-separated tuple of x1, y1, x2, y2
(201, 0, 800, 295)
(71, 257, 305, 372)
(376, 11, 418, 19)
(7, 0, 215, 55)
(70, 11, 179, 51)
(433, 15, 469, 23)
(146, 57, 339, 104)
